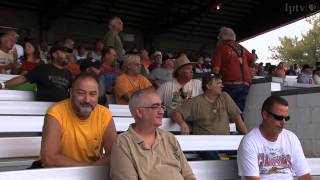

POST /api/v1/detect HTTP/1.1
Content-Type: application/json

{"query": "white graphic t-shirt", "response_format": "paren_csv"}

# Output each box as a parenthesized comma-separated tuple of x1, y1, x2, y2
(237, 127, 310, 180)
(157, 78, 202, 115)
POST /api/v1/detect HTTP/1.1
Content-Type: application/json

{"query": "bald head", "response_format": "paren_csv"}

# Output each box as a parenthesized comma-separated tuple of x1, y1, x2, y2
(72, 73, 99, 89)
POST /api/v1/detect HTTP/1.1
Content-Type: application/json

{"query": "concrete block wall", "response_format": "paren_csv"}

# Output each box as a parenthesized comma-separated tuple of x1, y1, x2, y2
(285, 93, 320, 157)
(243, 82, 272, 130)
(244, 82, 320, 157)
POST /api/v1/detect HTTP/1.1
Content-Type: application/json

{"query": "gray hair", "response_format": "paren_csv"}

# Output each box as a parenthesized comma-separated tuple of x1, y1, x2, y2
(108, 16, 119, 30)
(122, 54, 140, 70)
(129, 88, 157, 117)
(218, 27, 236, 41)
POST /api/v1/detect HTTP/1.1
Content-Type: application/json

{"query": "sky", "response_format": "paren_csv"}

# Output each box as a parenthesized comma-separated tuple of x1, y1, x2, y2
(240, 14, 316, 65)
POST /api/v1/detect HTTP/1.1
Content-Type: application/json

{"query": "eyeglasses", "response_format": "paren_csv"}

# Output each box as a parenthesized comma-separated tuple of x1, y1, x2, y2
(267, 111, 290, 121)
(179, 87, 187, 99)
(138, 105, 166, 111)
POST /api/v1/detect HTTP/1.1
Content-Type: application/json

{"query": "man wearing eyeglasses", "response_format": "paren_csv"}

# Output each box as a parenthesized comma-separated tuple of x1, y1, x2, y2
(237, 96, 311, 180)
(111, 88, 196, 180)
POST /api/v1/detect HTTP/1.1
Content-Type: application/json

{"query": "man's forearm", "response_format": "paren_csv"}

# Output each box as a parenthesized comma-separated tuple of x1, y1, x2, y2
(123, 89, 137, 101)
(1, 75, 27, 89)
(42, 154, 89, 167)
(170, 111, 186, 125)
(245, 176, 260, 180)
(234, 115, 248, 134)
(93, 155, 110, 166)
(298, 173, 312, 180)
(170, 111, 190, 135)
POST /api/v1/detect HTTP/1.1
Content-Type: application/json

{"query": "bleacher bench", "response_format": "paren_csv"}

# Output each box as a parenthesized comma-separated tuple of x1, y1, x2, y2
(0, 100, 236, 131)
(0, 88, 318, 179)
(0, 158, 319, 180)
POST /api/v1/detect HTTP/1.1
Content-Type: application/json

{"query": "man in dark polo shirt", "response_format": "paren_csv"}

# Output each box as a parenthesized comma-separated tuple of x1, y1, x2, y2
(0, 42, 72, 102)
(212, 27, 255, 112)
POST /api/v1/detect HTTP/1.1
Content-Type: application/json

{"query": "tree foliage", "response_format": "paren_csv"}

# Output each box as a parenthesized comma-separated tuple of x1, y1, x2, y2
(269, 14, 320, 66)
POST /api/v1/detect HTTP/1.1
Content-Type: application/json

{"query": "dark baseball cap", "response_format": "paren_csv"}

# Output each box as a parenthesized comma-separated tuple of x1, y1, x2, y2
(50, 42, 73, 54)
(162, 54, 172, 62)
(302, 64, 313, 70)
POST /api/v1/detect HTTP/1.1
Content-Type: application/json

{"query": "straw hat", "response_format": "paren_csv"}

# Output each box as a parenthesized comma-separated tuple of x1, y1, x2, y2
(173, 54, 195, 74)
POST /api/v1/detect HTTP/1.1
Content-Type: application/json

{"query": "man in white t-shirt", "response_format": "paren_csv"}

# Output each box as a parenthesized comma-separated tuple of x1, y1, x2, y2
(0, 33, 15, 74)
(237, 96, 311, 180)
(7, 30, 24, 60)
(157, 54, 202, 116)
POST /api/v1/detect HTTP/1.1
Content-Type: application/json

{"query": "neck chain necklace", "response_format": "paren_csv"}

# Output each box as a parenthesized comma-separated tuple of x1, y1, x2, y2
(204, 94, 218, 113)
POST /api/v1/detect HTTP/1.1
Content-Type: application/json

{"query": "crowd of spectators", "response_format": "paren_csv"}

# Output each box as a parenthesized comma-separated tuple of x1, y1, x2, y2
(251, 61, 320, 85)
(0, 16, 314, 179)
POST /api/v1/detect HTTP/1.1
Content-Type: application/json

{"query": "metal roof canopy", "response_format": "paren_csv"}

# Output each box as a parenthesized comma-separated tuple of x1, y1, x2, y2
(0, 0, 318, 41)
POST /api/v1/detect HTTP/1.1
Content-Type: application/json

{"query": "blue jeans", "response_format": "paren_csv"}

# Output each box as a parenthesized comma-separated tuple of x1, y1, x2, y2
(223, 84, 249, 112)
(198, 151, 220, 160)
(198, 151, 237, 160)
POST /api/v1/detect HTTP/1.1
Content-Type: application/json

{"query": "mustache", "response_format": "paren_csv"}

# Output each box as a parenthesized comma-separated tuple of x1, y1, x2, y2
(80, 101, 94, 109)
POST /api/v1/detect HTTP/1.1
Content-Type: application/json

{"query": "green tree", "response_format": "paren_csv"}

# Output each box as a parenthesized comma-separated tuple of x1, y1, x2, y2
(269, 14, 320, 66)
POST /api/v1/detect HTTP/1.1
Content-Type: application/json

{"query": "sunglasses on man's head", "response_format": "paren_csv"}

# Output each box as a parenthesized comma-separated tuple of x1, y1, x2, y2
(208, 73, 222, 79)
(266, 111, 290, 121)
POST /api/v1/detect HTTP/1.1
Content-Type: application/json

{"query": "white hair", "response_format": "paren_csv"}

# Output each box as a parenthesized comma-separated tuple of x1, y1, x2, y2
(108, 17, 119, 30)
(218, 27, 236, 41)
(121, 54, 140, 70)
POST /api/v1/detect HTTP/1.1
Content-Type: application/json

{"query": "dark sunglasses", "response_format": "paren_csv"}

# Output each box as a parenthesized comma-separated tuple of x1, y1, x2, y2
(267, 111, 290, 121)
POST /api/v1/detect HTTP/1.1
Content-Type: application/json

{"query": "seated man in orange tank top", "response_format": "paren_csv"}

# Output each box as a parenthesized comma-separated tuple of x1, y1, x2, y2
(40, 73, 117, 167)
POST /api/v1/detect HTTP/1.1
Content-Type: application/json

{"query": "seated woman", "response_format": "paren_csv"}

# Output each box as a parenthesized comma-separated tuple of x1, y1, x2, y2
(11, 39, 44, 91)
(17, 39, 44, 75)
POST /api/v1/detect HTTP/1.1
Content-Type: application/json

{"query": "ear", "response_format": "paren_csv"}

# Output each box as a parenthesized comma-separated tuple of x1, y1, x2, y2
(206, 82, 213, 90)
(135, 108, 143, 119)
(261, 110, 268, 120)
(51, 52, 56, 59)
(69, 88, 73, 98)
